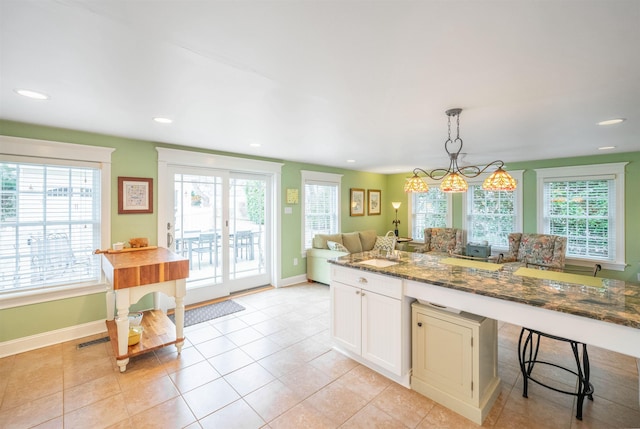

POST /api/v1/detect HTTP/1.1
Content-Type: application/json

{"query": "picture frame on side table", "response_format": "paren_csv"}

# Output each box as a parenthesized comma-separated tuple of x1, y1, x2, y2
(118, 177, 153, 214)
(368, 189, 381, 215)
(350, 188, 365, 216)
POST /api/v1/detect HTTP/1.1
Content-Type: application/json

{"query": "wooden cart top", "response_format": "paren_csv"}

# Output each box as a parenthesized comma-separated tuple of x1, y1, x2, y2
(102, 247, 189, 289)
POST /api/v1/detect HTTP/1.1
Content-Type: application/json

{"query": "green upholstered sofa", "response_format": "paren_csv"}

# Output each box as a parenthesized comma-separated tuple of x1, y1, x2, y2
(306, 230, 378, 284)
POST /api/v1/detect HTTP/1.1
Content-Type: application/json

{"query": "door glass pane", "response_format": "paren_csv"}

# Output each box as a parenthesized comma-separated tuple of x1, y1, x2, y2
(174, 173, 223, 285)
(229, 176, 267, 280)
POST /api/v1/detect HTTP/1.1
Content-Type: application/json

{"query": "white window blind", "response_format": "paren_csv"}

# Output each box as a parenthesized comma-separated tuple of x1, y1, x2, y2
(466, 186, 516, 248)
(303, 182, 339, 249)
(411, 189, 448, 240)
(0, 162, 102, 293)
(462, 170, 523, 249)
(536, 163, 626, 270)
(301, 170, 342, 251)
(544, 179, 614, 260)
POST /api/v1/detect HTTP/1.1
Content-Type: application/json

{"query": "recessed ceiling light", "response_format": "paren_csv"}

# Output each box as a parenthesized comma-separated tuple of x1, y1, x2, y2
(346, 159, 356, 163)
(598, 146, 616, 150)
(597, 118, 626, 126)
(15, 89, 49, 100)
(153, 117, 173, 124)
(249, 143, 261, 148)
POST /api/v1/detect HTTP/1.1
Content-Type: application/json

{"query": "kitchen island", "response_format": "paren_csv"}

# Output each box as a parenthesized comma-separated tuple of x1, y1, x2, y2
(328, 250, 640, 422)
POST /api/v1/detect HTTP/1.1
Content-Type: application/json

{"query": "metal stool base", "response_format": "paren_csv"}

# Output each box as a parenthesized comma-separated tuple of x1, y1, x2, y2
(518, 328, 594, 420)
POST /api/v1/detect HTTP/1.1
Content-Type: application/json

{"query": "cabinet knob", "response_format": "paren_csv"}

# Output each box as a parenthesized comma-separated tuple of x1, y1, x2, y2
(355, 290, 360, 295)
(358, 277, 367, 284)
(417, 322, 423, 327)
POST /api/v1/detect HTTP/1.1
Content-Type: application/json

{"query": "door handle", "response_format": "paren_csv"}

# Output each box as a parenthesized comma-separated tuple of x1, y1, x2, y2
(167, 222, 174, 247)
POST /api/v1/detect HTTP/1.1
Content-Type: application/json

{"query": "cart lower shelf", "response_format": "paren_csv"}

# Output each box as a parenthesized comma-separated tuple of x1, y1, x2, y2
(106, 309, 183, 360)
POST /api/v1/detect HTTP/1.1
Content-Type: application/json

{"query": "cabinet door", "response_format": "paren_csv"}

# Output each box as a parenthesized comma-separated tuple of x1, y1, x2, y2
(330, 281, 362, 355)
(361, 290, 402, 374)
(414, 312, 473, 399)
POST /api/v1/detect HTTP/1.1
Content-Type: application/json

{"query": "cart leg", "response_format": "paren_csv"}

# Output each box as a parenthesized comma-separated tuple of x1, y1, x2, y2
(115, 291, 130, 371)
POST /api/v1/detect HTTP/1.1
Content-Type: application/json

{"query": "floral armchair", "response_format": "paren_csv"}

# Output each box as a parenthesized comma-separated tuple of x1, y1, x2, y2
(417, 228, 464, 254)
(501, 233, 567, 268)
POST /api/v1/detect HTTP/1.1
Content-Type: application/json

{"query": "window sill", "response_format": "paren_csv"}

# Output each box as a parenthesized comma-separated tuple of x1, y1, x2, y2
(0, 282, 108, 310)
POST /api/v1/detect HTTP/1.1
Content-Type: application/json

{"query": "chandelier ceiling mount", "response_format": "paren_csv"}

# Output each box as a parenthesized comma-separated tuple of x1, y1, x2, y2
(404, 108, 517, 193)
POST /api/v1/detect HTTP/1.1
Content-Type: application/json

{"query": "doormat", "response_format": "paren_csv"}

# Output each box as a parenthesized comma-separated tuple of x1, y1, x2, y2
(168, 300, 245, 327)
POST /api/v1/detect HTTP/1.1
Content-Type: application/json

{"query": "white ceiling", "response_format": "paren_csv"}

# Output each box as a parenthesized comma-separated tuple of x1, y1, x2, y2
(1, 0, 639, 173)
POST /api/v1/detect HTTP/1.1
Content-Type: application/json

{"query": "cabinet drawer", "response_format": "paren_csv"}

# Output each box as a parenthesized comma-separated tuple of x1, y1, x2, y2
(331, 265, 402, 299)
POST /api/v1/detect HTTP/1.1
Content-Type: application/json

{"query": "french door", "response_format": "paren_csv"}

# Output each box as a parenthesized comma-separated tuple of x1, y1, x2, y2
(166, 166, 271, 305)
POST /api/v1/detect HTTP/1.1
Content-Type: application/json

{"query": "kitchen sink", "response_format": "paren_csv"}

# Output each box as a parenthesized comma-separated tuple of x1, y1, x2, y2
(357, 259, 399, 268)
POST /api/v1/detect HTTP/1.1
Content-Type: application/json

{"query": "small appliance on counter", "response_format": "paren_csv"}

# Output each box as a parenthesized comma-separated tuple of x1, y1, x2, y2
(465, 242, 492, 259)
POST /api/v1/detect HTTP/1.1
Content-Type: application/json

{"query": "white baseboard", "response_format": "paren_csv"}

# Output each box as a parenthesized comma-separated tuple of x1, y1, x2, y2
(277, 274, 309, 287)
(0, 320, 107, 358)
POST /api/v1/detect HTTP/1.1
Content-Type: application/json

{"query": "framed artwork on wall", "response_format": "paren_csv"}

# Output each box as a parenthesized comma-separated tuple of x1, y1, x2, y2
(350, 188, 365, 216)
(368, 189, 381, 215)
(286, 188, 299, 204)
(118, 176, 153, 214)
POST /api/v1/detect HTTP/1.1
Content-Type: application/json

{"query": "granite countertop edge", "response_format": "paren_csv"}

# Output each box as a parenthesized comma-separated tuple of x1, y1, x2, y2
(327, 251, 640, 330)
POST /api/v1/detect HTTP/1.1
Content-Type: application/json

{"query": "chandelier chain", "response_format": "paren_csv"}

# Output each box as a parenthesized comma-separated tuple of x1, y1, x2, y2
(405, 107, 517, 193)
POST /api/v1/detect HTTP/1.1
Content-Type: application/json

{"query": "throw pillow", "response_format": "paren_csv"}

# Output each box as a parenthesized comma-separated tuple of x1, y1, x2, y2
(313, 233, 343, 249)
(373, 231, 397, 253)
(359, 230, 378, 251)
(327, 241, 349, 252)
(342, 232, 363, 253)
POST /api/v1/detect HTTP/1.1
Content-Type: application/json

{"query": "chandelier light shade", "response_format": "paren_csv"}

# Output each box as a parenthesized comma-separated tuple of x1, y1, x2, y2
(482, 167, 517, 191)
(440, 172, 468, 193)
(405, 108, 517, 193)
(403, 174, 430, 193)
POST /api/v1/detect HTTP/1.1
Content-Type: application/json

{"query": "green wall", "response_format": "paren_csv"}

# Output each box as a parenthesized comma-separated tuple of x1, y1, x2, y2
(388, 152, 640, 282)
(0, 120, 391, 341)
(1, 118, 638, 344)
(279, 162, 393, 278)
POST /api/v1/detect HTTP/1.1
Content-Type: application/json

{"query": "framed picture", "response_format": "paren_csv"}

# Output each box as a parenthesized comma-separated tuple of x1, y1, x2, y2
(286, 188, 299, 204)
(368, 189, 381, 215)
(350, 188, 365, 216)
(118, 177, 153, 214)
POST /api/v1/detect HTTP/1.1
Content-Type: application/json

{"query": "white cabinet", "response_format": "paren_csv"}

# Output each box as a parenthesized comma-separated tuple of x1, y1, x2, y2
(330, 281, 362, 355)
(411, 302, 501, 424)
(330, 265, 411, 385)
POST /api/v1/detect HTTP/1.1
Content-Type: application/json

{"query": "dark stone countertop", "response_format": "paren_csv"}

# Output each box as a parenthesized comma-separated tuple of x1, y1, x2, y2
(328, 251, 640, 330)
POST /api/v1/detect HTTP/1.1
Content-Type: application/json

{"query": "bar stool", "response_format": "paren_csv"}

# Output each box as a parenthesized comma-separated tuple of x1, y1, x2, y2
(517, 263, 600, 420)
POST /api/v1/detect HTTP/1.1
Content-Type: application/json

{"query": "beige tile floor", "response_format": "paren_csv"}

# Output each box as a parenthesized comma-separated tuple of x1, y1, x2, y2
(1, 283, 639, 428)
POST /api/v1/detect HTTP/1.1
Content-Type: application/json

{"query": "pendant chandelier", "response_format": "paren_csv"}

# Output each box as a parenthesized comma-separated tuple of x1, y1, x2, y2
(404, 108, 517, 193)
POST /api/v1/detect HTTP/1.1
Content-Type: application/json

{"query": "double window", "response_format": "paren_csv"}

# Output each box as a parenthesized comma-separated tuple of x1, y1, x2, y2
(301, 170, 342, 251)
(463, 171, 523, 250)
(1, 136, 112, 304)
(410, 188, 450, 241)
(536, 163, 626, 270)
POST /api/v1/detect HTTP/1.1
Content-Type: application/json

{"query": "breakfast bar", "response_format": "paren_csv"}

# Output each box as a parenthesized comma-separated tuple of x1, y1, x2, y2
(328, 250, 640, 422)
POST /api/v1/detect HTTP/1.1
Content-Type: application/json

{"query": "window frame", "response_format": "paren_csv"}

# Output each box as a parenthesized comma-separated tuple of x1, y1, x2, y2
(407, 184, 453, 242)
(301, 170, 342, 255)
(0, 136, 114, 309)
(535, 163, 626, 271)
(462, 170, 523, 252)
